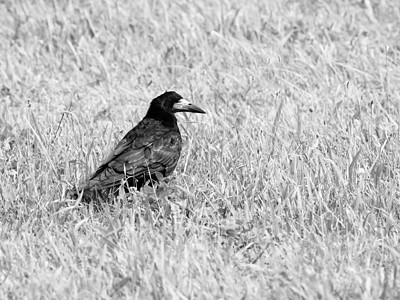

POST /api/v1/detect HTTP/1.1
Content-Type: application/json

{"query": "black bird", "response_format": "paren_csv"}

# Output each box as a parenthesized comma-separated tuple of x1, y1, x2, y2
(78, 91, 205, 197)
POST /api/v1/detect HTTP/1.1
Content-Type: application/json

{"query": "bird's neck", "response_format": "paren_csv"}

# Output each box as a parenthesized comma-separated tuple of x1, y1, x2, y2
(145, 109, 178, 128)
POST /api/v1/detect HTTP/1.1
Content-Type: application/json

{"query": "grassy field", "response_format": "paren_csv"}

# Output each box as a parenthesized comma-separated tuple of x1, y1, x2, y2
(1, 0, 400, 299)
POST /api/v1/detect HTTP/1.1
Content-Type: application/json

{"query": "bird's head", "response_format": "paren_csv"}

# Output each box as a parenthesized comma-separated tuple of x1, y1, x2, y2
(147, 91, 206, 116)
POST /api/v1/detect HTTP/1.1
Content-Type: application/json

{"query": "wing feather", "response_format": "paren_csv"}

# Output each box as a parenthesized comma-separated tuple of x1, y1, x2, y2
(84, 118, 182, 190)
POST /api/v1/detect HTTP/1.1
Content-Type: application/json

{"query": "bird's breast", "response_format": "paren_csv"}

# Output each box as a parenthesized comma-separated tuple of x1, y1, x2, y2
(152, 132, 181, 150)
(168, 135, 181, 147)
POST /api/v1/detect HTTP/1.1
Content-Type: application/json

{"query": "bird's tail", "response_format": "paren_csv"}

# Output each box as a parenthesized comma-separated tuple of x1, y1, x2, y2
(65, 177, 96, 200)
(66, 181, 112, 206)
(65, 184, 86, 200)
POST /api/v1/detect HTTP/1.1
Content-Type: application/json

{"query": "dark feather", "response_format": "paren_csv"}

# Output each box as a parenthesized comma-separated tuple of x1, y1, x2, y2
(76, 91, 205, 198)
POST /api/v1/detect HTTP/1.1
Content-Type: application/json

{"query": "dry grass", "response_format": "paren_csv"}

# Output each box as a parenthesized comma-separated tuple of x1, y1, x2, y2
(1, 0, 400, 299)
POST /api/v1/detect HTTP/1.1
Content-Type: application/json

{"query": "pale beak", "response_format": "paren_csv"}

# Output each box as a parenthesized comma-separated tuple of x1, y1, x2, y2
(172, 99, 206, 114)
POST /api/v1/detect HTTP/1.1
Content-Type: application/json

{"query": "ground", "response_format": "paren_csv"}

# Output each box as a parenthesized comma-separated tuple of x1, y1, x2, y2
(1, 0, 400, 299)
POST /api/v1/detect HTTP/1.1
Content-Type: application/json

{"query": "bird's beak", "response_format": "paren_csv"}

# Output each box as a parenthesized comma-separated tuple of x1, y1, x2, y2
(172, 99, 206, 114)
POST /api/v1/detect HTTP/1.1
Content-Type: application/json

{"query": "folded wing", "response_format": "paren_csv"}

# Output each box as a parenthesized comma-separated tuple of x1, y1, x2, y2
(84, 119, 182, 190)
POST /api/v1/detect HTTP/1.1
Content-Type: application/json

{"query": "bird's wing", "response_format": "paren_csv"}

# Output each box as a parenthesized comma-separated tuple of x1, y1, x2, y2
(84, 119, 182, 190)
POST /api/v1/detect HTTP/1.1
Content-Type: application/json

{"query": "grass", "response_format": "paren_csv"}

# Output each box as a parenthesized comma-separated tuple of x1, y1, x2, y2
(1, 0, 400, 298)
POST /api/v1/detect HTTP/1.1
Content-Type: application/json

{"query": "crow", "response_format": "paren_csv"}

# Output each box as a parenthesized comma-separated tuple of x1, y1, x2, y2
(76, 91, 205, 199)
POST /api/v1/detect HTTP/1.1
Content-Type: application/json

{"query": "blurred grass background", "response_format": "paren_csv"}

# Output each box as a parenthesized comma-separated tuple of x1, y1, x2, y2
(1, 0, 400, 298)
